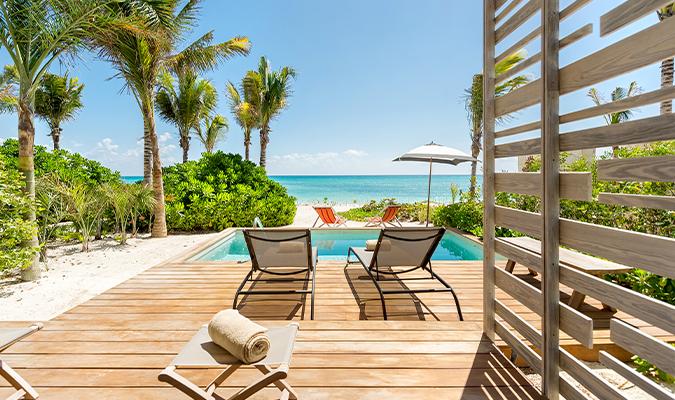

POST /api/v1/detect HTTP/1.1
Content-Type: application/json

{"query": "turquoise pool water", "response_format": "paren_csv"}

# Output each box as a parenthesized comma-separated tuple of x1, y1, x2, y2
(193, 229, 484, 261)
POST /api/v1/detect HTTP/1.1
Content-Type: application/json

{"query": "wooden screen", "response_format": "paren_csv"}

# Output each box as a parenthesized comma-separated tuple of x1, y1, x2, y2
(483, 1, 675, 399)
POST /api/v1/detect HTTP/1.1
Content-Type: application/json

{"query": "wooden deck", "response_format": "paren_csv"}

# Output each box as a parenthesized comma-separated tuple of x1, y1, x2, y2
(0, 239, 670, 399)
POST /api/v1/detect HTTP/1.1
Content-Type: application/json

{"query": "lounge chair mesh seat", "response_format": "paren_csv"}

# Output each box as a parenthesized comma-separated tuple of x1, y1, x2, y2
(1, 324, 43, 400)
(159, 323, 299, 400)
(348, 227, 463, 320)
(234, 229, 318, 320)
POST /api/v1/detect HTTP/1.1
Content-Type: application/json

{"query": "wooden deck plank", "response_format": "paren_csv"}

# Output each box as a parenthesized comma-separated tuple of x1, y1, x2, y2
(2, 256, 666, 399)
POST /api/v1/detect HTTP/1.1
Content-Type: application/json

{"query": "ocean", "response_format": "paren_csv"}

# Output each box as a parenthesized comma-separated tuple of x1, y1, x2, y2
(123, 175, 481, 204)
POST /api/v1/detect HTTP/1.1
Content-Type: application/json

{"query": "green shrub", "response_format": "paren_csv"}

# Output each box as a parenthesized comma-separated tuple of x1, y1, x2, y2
(0, 159, 39, 274)
(163, 152, 296, 231)
(338, 199, 434, 223)
(0, 138, 121, 185)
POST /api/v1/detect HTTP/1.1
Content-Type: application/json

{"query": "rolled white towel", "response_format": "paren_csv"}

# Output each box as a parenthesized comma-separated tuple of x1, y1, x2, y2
(208, 310, 270, 364)
(365, 240, 391, 251)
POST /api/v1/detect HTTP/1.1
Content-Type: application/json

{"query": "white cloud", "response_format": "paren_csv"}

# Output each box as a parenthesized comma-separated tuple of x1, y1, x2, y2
(95, 138, 119, 156)
(343, 149, 368, 157)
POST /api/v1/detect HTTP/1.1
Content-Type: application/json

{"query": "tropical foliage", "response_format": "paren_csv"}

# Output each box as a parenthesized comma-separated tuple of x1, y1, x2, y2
(35, 73, 84, 150)
(226, 80, 258, 161)
(95, 0, 250, 237)
(156, 70, 218, 162)
(338, 199, 436, 223)
(0, 0, 133, 280)
(464, 50, 529, 196)
(587, 82, 640, 157)
(0, 159, 38, 274)
(197, 114, 228, 153)
(242, 57, 296, 170)
(163, 151, 296, 231)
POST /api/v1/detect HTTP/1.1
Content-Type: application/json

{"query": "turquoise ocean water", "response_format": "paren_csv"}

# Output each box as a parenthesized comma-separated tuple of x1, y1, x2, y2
(121, 174, 482, 204)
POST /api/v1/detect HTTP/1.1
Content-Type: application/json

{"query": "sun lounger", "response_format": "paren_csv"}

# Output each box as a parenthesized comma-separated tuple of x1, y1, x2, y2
(1, 323, 43, 400)
(159, 323, 299, 400)
(234, 229, 318, 320)
(365, 205, 403, 227)
(347, 227, 463, 320)
(311, 206, 347, 228)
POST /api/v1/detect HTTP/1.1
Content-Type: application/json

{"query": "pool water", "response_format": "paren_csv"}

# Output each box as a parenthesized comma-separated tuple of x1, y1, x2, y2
(192, 229, 484, 261)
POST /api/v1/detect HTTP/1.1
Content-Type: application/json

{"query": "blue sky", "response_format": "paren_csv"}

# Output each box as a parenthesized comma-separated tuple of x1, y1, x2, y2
(0, 1, 665, 175)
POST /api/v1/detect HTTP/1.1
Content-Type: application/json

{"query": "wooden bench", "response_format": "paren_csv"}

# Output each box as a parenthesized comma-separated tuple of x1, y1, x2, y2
(499, 236, 633, 309)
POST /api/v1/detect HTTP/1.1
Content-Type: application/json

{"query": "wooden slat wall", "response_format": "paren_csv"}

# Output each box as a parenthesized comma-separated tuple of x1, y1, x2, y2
(483, 0, 675, 398)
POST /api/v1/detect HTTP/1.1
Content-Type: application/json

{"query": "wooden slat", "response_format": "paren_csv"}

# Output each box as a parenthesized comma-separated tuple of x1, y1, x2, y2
(599, 351, 675, 400)
(495, 268, 594, 348)
(496, 114, 675, 158)
(495, 0, 524, 24)
(495, 299, 542, 348)
(598, 193, 675, 211)
(494, 0, 590, 64)
(494, 172, 591, 201)
(560, 378, 590, 400)
(562, 15, 675, 94)
(483, 0, 498, 341)
(497, 16, 675, 116)
(560, 113, 675, 152)
(560, 218, 675, 280)
(559, 264, 675, 333)
(496, 23, 592, 84)
(611, 319, 675, 376)
(561, 85, 675, 124)
(560, 349, 628, 400)
(600, 0, 674, 36)
(496, 121, 540, 138)
(598, 155, 675, 182)
(495, 0, 541, 44)
(495, 320, 543, 373)
(496, 0, 510, 10)
(494, 206, 541, 237)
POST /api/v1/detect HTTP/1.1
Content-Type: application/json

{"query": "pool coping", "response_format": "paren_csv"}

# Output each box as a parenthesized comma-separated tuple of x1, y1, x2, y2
(177, 226, 487, 264)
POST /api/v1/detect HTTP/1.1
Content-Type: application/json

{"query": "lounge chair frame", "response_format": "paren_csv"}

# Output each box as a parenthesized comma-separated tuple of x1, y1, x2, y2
(311, 206, 347, 228)
(1, 324, 43, 400)
(347, 228, 463, 321)
(234, 229, 317, 320)
(159, 323, 299, 400)
(365, 205, 403, 228)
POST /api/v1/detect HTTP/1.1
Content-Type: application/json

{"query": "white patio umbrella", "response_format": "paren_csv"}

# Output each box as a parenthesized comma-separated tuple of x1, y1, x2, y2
(393, 142, 477, 226)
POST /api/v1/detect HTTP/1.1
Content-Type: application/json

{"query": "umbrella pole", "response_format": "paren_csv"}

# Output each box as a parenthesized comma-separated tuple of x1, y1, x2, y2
(426, 159, 432, 227)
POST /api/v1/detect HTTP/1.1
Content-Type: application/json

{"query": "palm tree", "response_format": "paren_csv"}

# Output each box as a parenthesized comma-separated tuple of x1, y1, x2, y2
(0, 0, 129, 281)
(658, 4, 674, 114)
(156, 70, 217, 162)
(464, 50, 529, 197)
(96, 0, 250, 237)
(243, 57, 296, 170)
(35, 73, 84, 151)
(197, 114, 228, 153)
(225, 81, 258, 161)
(588, 82, 641, 157)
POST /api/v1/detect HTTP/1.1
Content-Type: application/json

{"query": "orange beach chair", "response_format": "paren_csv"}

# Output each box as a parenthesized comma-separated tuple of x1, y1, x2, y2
(312, 206, 347, 228)
(366, 205, 403, 227)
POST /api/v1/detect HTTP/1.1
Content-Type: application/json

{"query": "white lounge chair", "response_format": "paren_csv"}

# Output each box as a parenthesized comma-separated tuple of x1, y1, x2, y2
(1, 323, 43, 400)
(159, 323, 299, 400)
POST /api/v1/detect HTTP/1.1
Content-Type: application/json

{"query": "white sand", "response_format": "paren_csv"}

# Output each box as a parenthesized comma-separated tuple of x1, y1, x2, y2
(0, 233, 218, 321)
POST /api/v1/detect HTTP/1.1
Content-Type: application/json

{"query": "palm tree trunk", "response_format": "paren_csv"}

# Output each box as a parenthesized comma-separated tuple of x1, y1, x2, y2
(51, 126, 61, 151)
(661, 58, 673, 114)
(259, 127, 269, 170)
(18, 100, 41, 281)
(143, 98, 167, 238)
(468, 126, 481, 198)
(244, 130, 251, 161)
(180, 130, 189, 163)
(143, 119, 153, 187)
